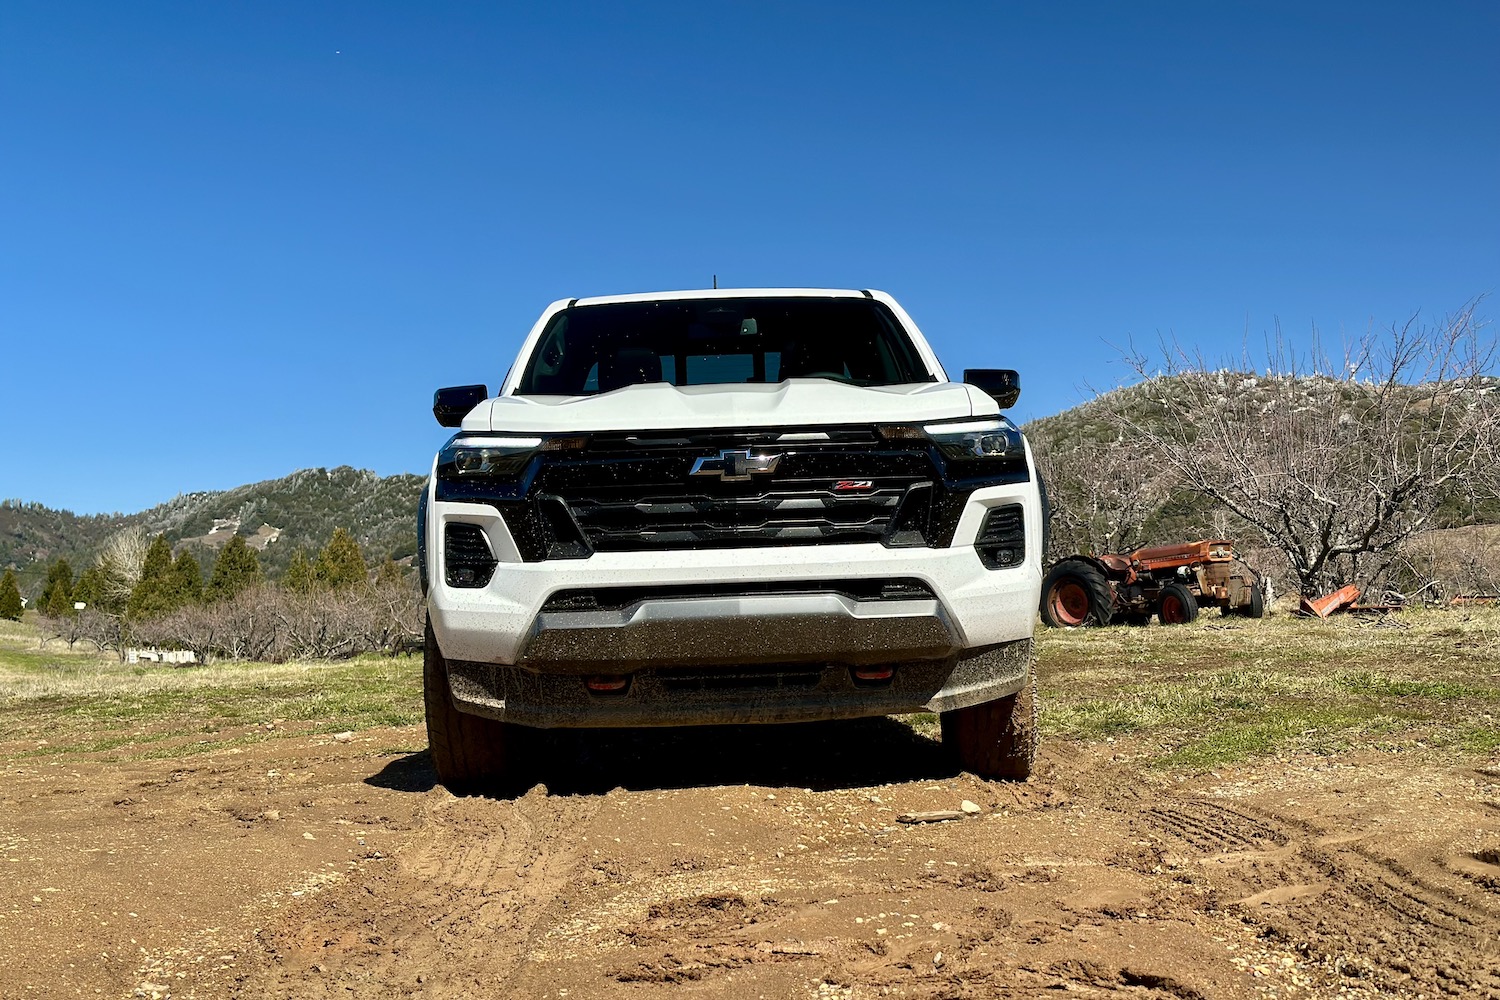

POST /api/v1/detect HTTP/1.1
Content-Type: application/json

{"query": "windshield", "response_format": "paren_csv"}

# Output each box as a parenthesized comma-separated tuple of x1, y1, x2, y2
(515, 296, 934, 396)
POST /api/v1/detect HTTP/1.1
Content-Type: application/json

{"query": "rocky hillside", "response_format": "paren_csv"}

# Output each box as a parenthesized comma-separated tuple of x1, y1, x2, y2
(1, 467, 425, 597)
(1023, 371, 1500, 594)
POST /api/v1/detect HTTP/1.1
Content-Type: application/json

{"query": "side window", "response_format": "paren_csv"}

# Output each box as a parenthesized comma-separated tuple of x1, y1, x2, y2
(765, 351, 781, 381)
(532, 317, 568, 378)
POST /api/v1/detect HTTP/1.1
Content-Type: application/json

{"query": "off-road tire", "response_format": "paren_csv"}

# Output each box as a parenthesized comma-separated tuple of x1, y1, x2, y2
(1040, 559, 1114, 628)
(941, 668, 1039, 781)
(425, 618, 515, 793)
(1157, 582, 1200, 625)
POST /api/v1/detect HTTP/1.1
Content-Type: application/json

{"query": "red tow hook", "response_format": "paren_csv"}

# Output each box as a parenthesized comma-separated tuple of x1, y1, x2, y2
(851, 666, 895, 684)
(585, 675, 630, 694)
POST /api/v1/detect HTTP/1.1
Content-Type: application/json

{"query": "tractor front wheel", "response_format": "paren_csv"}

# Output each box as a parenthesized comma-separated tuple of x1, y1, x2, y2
(1157, 582, 1200, 625)
(1232, 574, 1267, 618)
(1040, 560, 1114, 628)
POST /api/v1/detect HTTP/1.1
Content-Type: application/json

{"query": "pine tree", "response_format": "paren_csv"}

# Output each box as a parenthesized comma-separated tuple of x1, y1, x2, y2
(172, 551, 203, 606)
(208, 535, 263, 602)
(375, 557, 405, 587)
(72, 566, 102, 610)
(0, 568, 23, 621)
(40, 559, 74, 617)
(128, 535, 180, 619)
(43, 583, 74, 617)
(315, 528, 368, 591)
(81, 562, 129, 615)
(283, 549, 318, 594)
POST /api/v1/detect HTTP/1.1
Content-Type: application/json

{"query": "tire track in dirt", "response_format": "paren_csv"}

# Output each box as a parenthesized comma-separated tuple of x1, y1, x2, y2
(1143, 800, 1290, 855)
(512, 760, 1259, 1000)
(235, 785, 603, 998)
(1136, 794, 1500, 998)
(206, 745, 1498, 999)
(1288, 844, 1500, 997)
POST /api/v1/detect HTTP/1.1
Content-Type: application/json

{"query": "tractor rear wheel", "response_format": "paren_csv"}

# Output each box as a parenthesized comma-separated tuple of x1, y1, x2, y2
(1156, 582, 1199, 625)
(1040, 560, 1114, 628)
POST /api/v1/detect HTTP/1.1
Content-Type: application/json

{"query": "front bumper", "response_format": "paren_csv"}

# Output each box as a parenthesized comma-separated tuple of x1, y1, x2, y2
(427, 481, 1041, 728)
(445, 638, 1033, 728)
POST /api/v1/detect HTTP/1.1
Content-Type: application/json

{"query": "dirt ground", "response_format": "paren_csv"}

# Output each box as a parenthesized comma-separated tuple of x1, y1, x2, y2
(3, 713, 1498, 1000)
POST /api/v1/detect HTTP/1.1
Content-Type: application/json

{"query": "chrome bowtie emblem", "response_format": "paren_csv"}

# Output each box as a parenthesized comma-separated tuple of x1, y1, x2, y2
(689, 449, 782, 481)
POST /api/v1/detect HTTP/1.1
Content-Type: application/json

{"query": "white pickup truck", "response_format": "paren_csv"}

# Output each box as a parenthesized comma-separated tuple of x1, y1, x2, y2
(420, 288, 1045, 789)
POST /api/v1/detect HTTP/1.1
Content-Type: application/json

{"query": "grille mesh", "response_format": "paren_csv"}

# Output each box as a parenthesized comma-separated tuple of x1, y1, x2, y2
(975, 504, 1025, 569)
(566, 479, 921, 550)
(444, 523, 498, 588)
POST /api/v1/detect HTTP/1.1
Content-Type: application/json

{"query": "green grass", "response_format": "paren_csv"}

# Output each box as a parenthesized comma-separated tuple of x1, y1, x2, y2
(0, 630, 424, 758)
(902, 711, 940, 739)
(1154, 707, 1410, 769)
(3, 608, 1498, 774)
(1037, 607, 1500, 771)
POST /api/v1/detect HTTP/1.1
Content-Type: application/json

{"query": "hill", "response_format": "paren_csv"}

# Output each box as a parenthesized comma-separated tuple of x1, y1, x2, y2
(1023, 371, 1500, 594)
(1, 467, 425, 597)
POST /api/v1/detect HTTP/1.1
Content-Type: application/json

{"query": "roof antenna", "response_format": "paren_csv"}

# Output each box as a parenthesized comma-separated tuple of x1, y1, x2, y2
(712, 274, 717, 289)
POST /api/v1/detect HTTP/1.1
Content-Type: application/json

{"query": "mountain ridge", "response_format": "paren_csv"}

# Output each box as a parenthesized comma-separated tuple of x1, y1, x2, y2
(1, 466, 425, 593)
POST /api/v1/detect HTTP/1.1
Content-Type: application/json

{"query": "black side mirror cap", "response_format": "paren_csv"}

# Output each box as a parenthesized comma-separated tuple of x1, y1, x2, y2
(434, 385, 488, 427)
(963, 369, 1021, 409)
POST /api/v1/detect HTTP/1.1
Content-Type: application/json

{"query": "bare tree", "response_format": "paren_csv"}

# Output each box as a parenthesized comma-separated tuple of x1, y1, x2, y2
(1395, 525, 1500, 600)
(139, 578, 425, 663)
(133, 605, 218, 665)
(76, 609, 133, 661)
(1031, 431, 1172, 560)
(36, 612, 89, 651)
(1109, 302, 1499, 595)
(95, 525, 151, 608)
(37, 609, 133, 659)
(211, 587, 282, 661)
(353, 579, 425, 655)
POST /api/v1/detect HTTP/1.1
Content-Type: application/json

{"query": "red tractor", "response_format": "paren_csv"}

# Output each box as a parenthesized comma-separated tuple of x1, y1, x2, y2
(1040, 539, 1266, 628)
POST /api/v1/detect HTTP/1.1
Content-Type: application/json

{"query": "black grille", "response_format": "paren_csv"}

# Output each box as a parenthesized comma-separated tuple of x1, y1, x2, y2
(444, 523, 498, 587)
(534, 443, 935, 552)
(975, 504, 1025, 569)
(568, 481, 917, 549)
(657, 666, 824, 692)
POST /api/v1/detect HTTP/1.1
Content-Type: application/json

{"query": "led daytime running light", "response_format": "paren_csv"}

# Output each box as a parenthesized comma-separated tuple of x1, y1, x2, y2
(921, 418, 1023, 460)
(450, 435, 543, 449)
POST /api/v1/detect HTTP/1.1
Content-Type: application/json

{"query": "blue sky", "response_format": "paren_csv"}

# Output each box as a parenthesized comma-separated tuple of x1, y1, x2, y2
(3, 1, 1496, 514)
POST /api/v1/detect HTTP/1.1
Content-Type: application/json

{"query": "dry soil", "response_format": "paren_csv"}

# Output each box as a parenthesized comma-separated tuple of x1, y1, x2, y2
(3, 715, 1498, 999)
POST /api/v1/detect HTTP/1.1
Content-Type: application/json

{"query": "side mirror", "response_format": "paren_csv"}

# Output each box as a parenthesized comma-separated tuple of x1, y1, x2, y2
(963, 369, 1020, 409)
(433, 384, 488, 427)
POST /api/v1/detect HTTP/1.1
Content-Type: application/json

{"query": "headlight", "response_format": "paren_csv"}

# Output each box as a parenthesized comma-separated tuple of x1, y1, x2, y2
(921, 418, 1025, 460)
(438, 436, 543, 478)
(437, 434, 589, 480)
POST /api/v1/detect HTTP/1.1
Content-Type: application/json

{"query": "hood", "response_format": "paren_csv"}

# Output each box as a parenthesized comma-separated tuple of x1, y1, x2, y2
(461, 380, 994, 433)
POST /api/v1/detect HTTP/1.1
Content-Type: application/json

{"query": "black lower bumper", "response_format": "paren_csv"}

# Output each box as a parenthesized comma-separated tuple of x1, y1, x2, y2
(444, 638, 1033, 728)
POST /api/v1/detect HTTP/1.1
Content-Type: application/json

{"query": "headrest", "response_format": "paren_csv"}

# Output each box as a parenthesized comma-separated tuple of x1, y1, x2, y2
(598, 348, 663, 392)
(782, 337, 847, 378)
